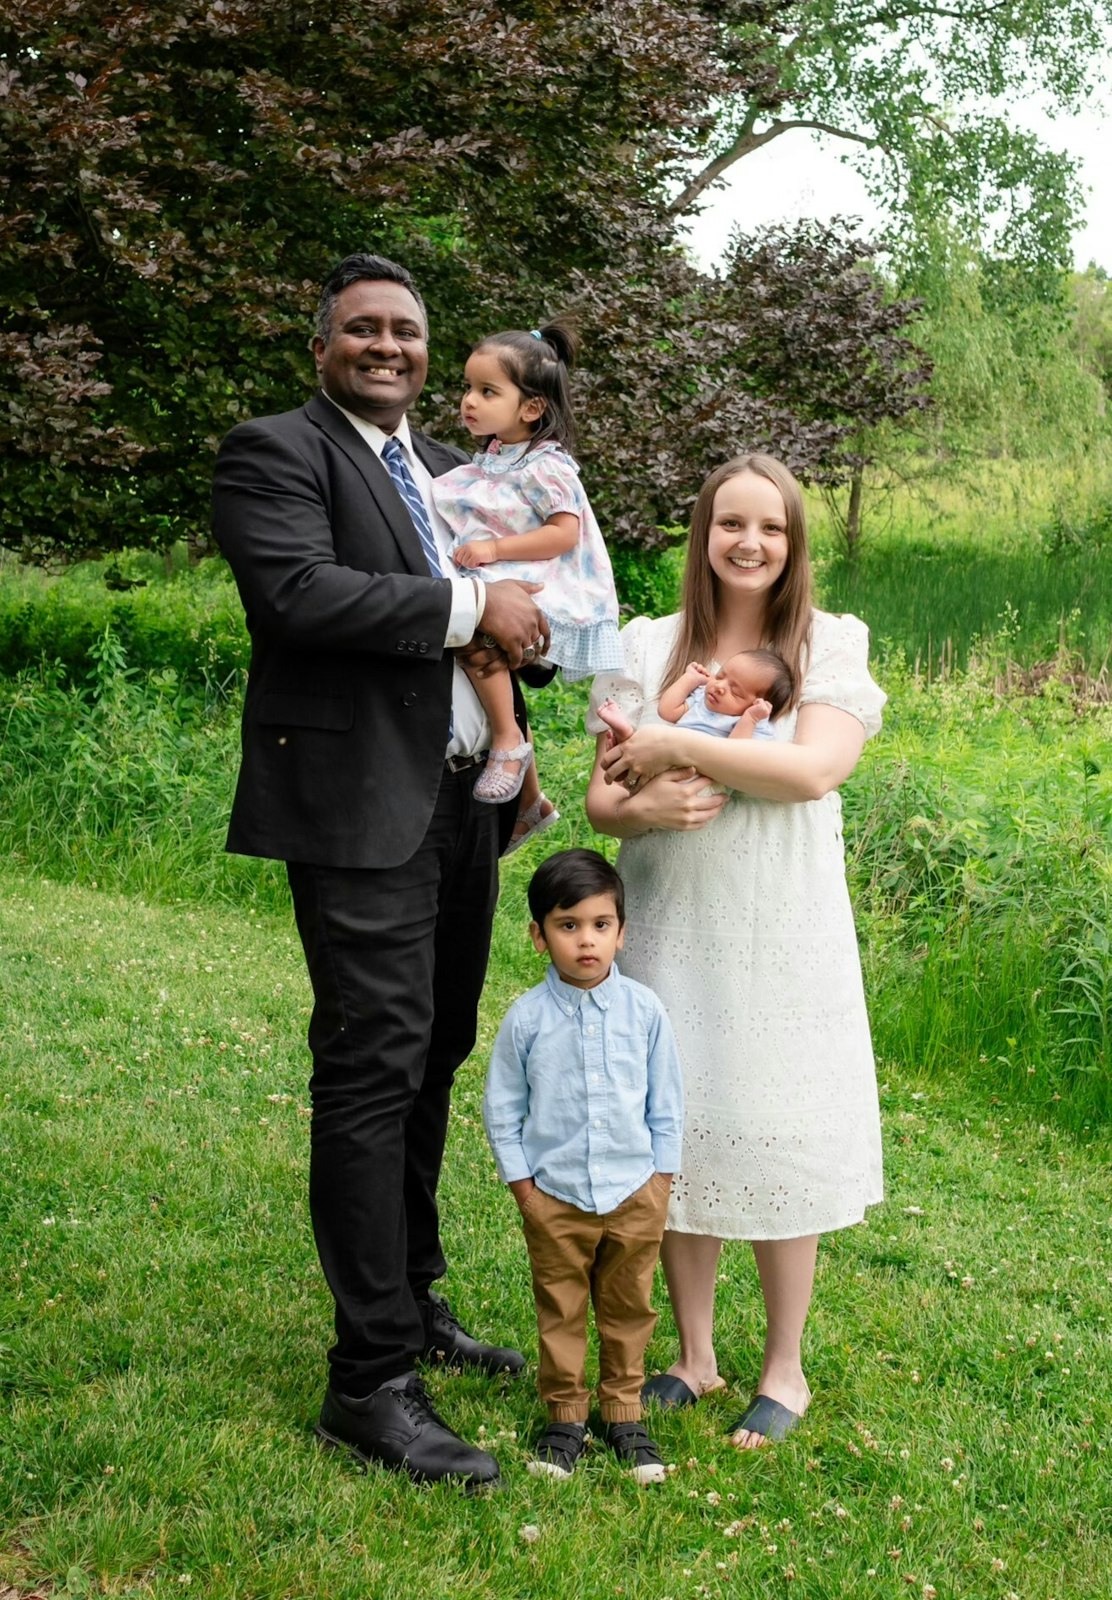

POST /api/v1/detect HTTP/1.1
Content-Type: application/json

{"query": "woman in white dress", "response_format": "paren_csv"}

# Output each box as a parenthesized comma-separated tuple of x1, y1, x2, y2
(585, 454, 885, 1446)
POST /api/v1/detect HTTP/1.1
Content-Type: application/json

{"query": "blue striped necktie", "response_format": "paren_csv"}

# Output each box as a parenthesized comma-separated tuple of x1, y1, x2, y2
(382, 436, 444, 578)
(382, 435, 456, 743)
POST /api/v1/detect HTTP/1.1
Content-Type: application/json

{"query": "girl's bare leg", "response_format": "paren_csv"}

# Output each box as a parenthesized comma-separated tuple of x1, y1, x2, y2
(465, 665, 533, 800)
(469, 666, 528, 767)
(656, 1231, 726, 1395)
(730, 1234, 817, 1448)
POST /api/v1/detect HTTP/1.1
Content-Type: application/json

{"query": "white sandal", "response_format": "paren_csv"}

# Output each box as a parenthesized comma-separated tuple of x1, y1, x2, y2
(503, 795, 560, 855)
(473, 741, 534, 804)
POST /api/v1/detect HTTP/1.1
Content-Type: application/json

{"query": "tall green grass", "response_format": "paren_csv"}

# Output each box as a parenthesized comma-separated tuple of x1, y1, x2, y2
(1, 633, 1108, 1130)
(816, 540, 1111, 678)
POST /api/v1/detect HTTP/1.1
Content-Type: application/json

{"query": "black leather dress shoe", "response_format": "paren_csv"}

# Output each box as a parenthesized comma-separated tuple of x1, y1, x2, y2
(316, 1376, 500, 1490)
(419, 1289, 526, 1376)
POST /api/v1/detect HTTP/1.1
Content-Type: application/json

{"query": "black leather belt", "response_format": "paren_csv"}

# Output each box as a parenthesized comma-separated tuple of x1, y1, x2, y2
(445, 750, 487, 774)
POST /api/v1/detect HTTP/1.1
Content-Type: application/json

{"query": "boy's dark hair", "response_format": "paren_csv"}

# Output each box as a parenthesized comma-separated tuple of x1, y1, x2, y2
(315, 253, 426, 341)
(528, 848, 625, 929)
(744, 647, 795, 720)
(473, 318, 580, 453)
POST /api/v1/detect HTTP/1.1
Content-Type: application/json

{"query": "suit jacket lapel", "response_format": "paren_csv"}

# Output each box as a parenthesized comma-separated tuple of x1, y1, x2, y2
(305, 391, 427, 576)
(411, 430, 467, 480)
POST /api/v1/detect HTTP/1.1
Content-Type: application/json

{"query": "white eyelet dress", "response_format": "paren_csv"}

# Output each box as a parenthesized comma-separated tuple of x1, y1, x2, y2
(587, 610, 887, 1241)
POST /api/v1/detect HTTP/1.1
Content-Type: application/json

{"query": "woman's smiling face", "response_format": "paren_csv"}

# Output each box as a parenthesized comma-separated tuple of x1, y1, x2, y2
(706, 470, 789, 600)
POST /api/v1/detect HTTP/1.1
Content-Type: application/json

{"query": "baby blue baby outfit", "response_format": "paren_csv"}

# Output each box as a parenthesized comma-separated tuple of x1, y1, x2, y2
(682, 684, 774, 740)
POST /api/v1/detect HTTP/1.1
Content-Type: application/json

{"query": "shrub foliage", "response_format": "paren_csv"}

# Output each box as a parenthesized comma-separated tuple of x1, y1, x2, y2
(1, 1, 930, 558)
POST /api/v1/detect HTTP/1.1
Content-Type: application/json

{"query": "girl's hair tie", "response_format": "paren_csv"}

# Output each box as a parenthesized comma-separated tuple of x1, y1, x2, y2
(530, 328, 543, 340)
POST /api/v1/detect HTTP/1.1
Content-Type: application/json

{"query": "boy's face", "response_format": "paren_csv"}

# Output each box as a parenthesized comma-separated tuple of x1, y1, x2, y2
(704, 654, 775, 717)
(531, 893, 625, 990)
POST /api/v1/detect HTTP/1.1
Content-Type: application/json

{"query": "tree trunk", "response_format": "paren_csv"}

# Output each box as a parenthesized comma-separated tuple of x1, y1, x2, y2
(845, 468, 864, 561)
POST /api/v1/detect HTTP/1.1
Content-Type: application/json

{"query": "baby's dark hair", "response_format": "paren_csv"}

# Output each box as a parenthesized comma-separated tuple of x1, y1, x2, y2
(742, 647, 795, 720)
(528, 848, 625, 929)
(473, 318, 579, 452)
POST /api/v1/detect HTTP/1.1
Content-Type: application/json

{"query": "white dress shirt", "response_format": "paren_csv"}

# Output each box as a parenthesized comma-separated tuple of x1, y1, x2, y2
(323, 393, 490, 757)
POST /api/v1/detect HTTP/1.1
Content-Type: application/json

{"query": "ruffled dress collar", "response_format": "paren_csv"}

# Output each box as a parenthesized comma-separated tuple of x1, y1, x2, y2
(470, 438, 578, 478)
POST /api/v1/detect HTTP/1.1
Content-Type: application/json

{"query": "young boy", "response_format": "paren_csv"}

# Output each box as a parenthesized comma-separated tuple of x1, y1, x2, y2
(482, 849, 683, 1483)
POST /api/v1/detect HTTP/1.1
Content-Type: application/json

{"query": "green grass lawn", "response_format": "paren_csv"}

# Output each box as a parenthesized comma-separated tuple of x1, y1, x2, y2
(2, 868, 1110, 1600)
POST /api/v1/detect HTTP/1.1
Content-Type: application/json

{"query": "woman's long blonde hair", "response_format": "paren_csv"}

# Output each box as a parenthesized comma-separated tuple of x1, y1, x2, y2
(662, 454, 813, 705)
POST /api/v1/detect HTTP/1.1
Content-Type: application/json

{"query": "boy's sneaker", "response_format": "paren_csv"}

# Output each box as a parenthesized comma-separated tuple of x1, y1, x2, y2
(602, 1420, 667, 1484)
(527, 1422, 588, 1479)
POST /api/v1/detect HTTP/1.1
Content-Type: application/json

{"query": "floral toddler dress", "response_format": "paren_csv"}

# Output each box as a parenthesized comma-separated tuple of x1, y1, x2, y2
(431, 439, 623, 681)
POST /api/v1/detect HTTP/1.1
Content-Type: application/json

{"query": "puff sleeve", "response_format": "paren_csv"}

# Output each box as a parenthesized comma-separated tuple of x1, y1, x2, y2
(799, 612, 886, 740)
(519, 451, 586, 524)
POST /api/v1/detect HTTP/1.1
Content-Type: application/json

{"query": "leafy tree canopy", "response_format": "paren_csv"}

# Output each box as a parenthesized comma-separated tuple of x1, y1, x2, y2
(672, 0, 1112, 296)
(0, 0, 1007, 562)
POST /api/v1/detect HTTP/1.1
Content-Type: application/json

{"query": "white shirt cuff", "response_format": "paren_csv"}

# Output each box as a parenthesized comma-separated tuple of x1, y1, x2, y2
(444, 577, 482, 648)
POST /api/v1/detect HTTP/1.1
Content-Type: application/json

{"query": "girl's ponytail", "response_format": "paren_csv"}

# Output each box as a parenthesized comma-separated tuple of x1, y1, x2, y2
(475, 316, 581, 453)
(537, 318, 580, 372)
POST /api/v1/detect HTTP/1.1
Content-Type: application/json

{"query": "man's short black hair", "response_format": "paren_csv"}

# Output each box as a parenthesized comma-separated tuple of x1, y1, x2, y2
(528, 848, 625, 929)
(315, 253, 427, 341)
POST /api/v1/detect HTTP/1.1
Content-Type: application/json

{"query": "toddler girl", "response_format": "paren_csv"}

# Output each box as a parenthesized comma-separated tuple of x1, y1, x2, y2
(431, 321, 622, 851)
(598, 648, 792, 747)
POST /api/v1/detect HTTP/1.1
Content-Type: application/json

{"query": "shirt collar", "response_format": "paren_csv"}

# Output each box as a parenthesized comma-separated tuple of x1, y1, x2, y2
(544, 961, 620, 1013)
(321, 390, 414, 460)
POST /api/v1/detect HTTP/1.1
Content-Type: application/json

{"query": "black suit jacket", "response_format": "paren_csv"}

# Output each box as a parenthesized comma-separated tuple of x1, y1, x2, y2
(213, 390, 519, 868)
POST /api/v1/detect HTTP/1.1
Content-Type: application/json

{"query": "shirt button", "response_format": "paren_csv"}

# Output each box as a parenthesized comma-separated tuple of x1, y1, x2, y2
(277, 736, 287, 746)
(593, 1120, 601, 1128)
(591, 1073, 600, 1083)
(586, 1024, 596, 1036)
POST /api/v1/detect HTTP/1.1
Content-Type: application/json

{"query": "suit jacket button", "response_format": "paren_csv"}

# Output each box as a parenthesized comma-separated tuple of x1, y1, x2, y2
(396, 640, 405, 651)
(402, 691, 417, 707)
(418, 642, 429, 654)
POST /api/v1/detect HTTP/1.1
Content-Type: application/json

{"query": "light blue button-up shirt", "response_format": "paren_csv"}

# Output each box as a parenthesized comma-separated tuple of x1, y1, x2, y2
(482, 963, 684, 1215)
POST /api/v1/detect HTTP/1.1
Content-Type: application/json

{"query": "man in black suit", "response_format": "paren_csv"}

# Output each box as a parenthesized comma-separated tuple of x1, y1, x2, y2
(213, 253, 550, 1489)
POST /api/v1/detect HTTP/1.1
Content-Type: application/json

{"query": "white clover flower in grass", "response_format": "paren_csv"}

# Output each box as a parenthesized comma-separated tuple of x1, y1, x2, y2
(518, 1524, 541, 1546)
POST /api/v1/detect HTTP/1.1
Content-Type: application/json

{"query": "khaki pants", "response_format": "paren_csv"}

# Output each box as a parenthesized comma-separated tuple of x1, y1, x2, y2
(520, 1174, 671, 1424)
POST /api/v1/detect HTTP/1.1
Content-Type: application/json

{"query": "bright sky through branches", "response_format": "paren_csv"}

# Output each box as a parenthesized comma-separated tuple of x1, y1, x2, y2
(683, 105, 1112, 275)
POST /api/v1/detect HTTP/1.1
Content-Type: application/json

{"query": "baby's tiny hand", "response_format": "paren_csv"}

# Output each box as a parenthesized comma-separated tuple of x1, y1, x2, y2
(453, 541, 497, 568)
(744, 698, 773, 723)
(687, 661, 711, 680)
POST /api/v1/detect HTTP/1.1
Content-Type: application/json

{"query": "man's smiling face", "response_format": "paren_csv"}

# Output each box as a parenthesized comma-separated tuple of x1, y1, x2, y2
(312, 278, 428, 430)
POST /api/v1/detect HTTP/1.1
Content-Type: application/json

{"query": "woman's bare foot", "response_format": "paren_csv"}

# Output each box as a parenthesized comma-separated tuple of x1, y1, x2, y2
(728, 1369, 811, 1449)
(664, 1362, 727, 1400)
